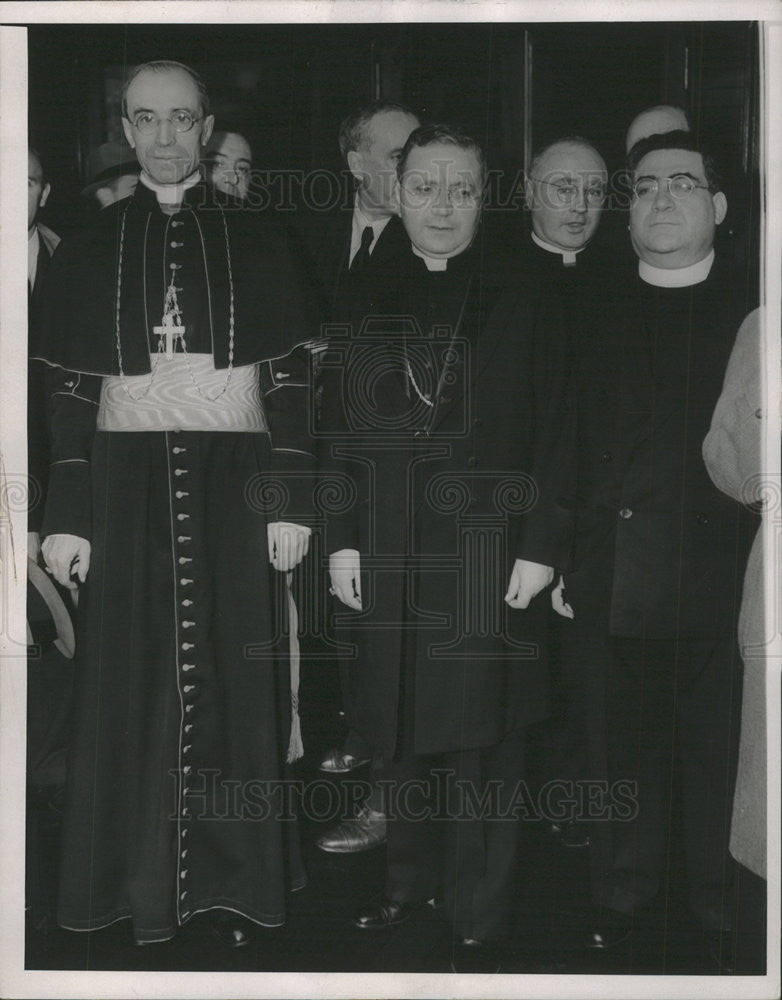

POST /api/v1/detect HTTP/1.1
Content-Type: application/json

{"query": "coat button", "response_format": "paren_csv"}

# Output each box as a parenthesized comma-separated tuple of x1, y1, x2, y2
(619, 507, 633, 520)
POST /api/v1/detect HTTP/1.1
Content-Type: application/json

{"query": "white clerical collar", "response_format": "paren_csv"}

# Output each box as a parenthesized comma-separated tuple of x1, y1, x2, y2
(412, 244, 449, 271)
(140, 169, 201, 206)
(638, 250, 715, 288)
(531, 230, 586, 266)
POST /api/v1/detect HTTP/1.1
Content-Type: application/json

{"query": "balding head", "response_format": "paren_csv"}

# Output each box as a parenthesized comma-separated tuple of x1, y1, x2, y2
(626, 105, 690, 154)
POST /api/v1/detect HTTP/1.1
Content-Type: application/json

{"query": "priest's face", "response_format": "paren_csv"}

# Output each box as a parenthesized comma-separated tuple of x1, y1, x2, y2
(122, 67, 214, 185)
(630, 148, 727, 269)
(526, 141, 607, 252)
(399, 142, 483, 259)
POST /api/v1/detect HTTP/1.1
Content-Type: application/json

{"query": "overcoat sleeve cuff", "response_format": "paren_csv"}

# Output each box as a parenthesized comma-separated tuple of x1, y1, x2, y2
(41, 460, 92, 541)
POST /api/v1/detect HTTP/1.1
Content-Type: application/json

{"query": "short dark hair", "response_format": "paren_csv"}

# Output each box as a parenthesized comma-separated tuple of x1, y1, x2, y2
(396, 123, 487, 188)
(338, 100, 419, 161)
(528, 135, 606, 179)
(628, 129, 723, 193)
(121, 60, 210, 119)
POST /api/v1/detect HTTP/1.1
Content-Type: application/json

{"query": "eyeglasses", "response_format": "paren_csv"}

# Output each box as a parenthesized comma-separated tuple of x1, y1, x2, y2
(528, 177, 606, 206)
(126, 111, 203, 135)
(401, 180, 481, 209)
(633, 175, 711, 201)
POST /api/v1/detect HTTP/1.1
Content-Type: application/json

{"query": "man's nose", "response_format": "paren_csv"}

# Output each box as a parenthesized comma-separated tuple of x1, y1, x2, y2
(432, 187, 453, 214)
(572, 186, 588, 213)
(156, 118, 175, 145)
(652, 183, 674, 210)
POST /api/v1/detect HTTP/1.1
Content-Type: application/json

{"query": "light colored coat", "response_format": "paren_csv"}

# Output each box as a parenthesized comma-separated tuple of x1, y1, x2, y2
(703, 307, 769, 879)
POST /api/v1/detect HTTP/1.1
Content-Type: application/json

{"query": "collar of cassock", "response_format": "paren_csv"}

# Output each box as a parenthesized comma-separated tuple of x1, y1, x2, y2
(139, 169, 202, 208)
(412, 244, 449, 271)
(531, 231, 586, 266)
(638, 249, 715, 288)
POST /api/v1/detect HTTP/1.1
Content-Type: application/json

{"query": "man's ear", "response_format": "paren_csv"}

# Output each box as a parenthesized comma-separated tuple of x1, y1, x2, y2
(39, 181, 51, 210)
(712, 191, 728, 226)
(346, 149, 364, 184)
(200, 114, 215, 147)
(121, 117, 136, 150)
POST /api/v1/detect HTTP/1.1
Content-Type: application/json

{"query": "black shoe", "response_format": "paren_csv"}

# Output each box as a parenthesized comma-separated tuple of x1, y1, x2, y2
(450, 937, 501, 974)
(316, 803, 386, 853)
(318, 747, 371, 773)
(560, 821, 590, 848)
(208, 911, 256, 948)
(353, 897, 417, 930)
(585, 906, 632, 949)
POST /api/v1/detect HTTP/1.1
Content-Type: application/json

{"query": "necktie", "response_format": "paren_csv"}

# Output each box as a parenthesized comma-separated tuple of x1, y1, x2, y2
(350, 225, 374, 271)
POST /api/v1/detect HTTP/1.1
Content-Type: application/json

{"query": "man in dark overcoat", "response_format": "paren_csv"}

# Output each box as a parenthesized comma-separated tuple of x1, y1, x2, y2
(562, 130, 757, 963)
(321, 124, 574, 971)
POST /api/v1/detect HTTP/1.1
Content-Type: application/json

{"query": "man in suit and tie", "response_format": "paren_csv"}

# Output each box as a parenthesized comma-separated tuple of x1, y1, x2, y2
(301, 100, 420, 317)
(305, 102, 420, 855)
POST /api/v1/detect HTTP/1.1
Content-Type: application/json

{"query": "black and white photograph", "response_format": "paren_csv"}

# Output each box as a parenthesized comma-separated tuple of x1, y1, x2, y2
(0, 2, 779, 997)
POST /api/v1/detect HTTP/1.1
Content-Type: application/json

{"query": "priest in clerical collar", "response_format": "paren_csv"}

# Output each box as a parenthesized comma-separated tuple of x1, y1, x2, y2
(524, 136, 608, 267)
(565, 126, 756, 962)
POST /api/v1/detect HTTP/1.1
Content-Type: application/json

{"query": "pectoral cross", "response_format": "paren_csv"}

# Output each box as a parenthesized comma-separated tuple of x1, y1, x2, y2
(154, 314, 185, 359)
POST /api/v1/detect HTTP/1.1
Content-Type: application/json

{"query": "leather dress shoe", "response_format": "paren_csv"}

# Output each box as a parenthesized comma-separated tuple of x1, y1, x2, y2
(318, 747, 371, 773)
(585, 907, 632, 949)
(316, 803, 386, 853)
(354, 897, 417, 930)
(450, 937, 501, 974)
(208, 911, 256, 948)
